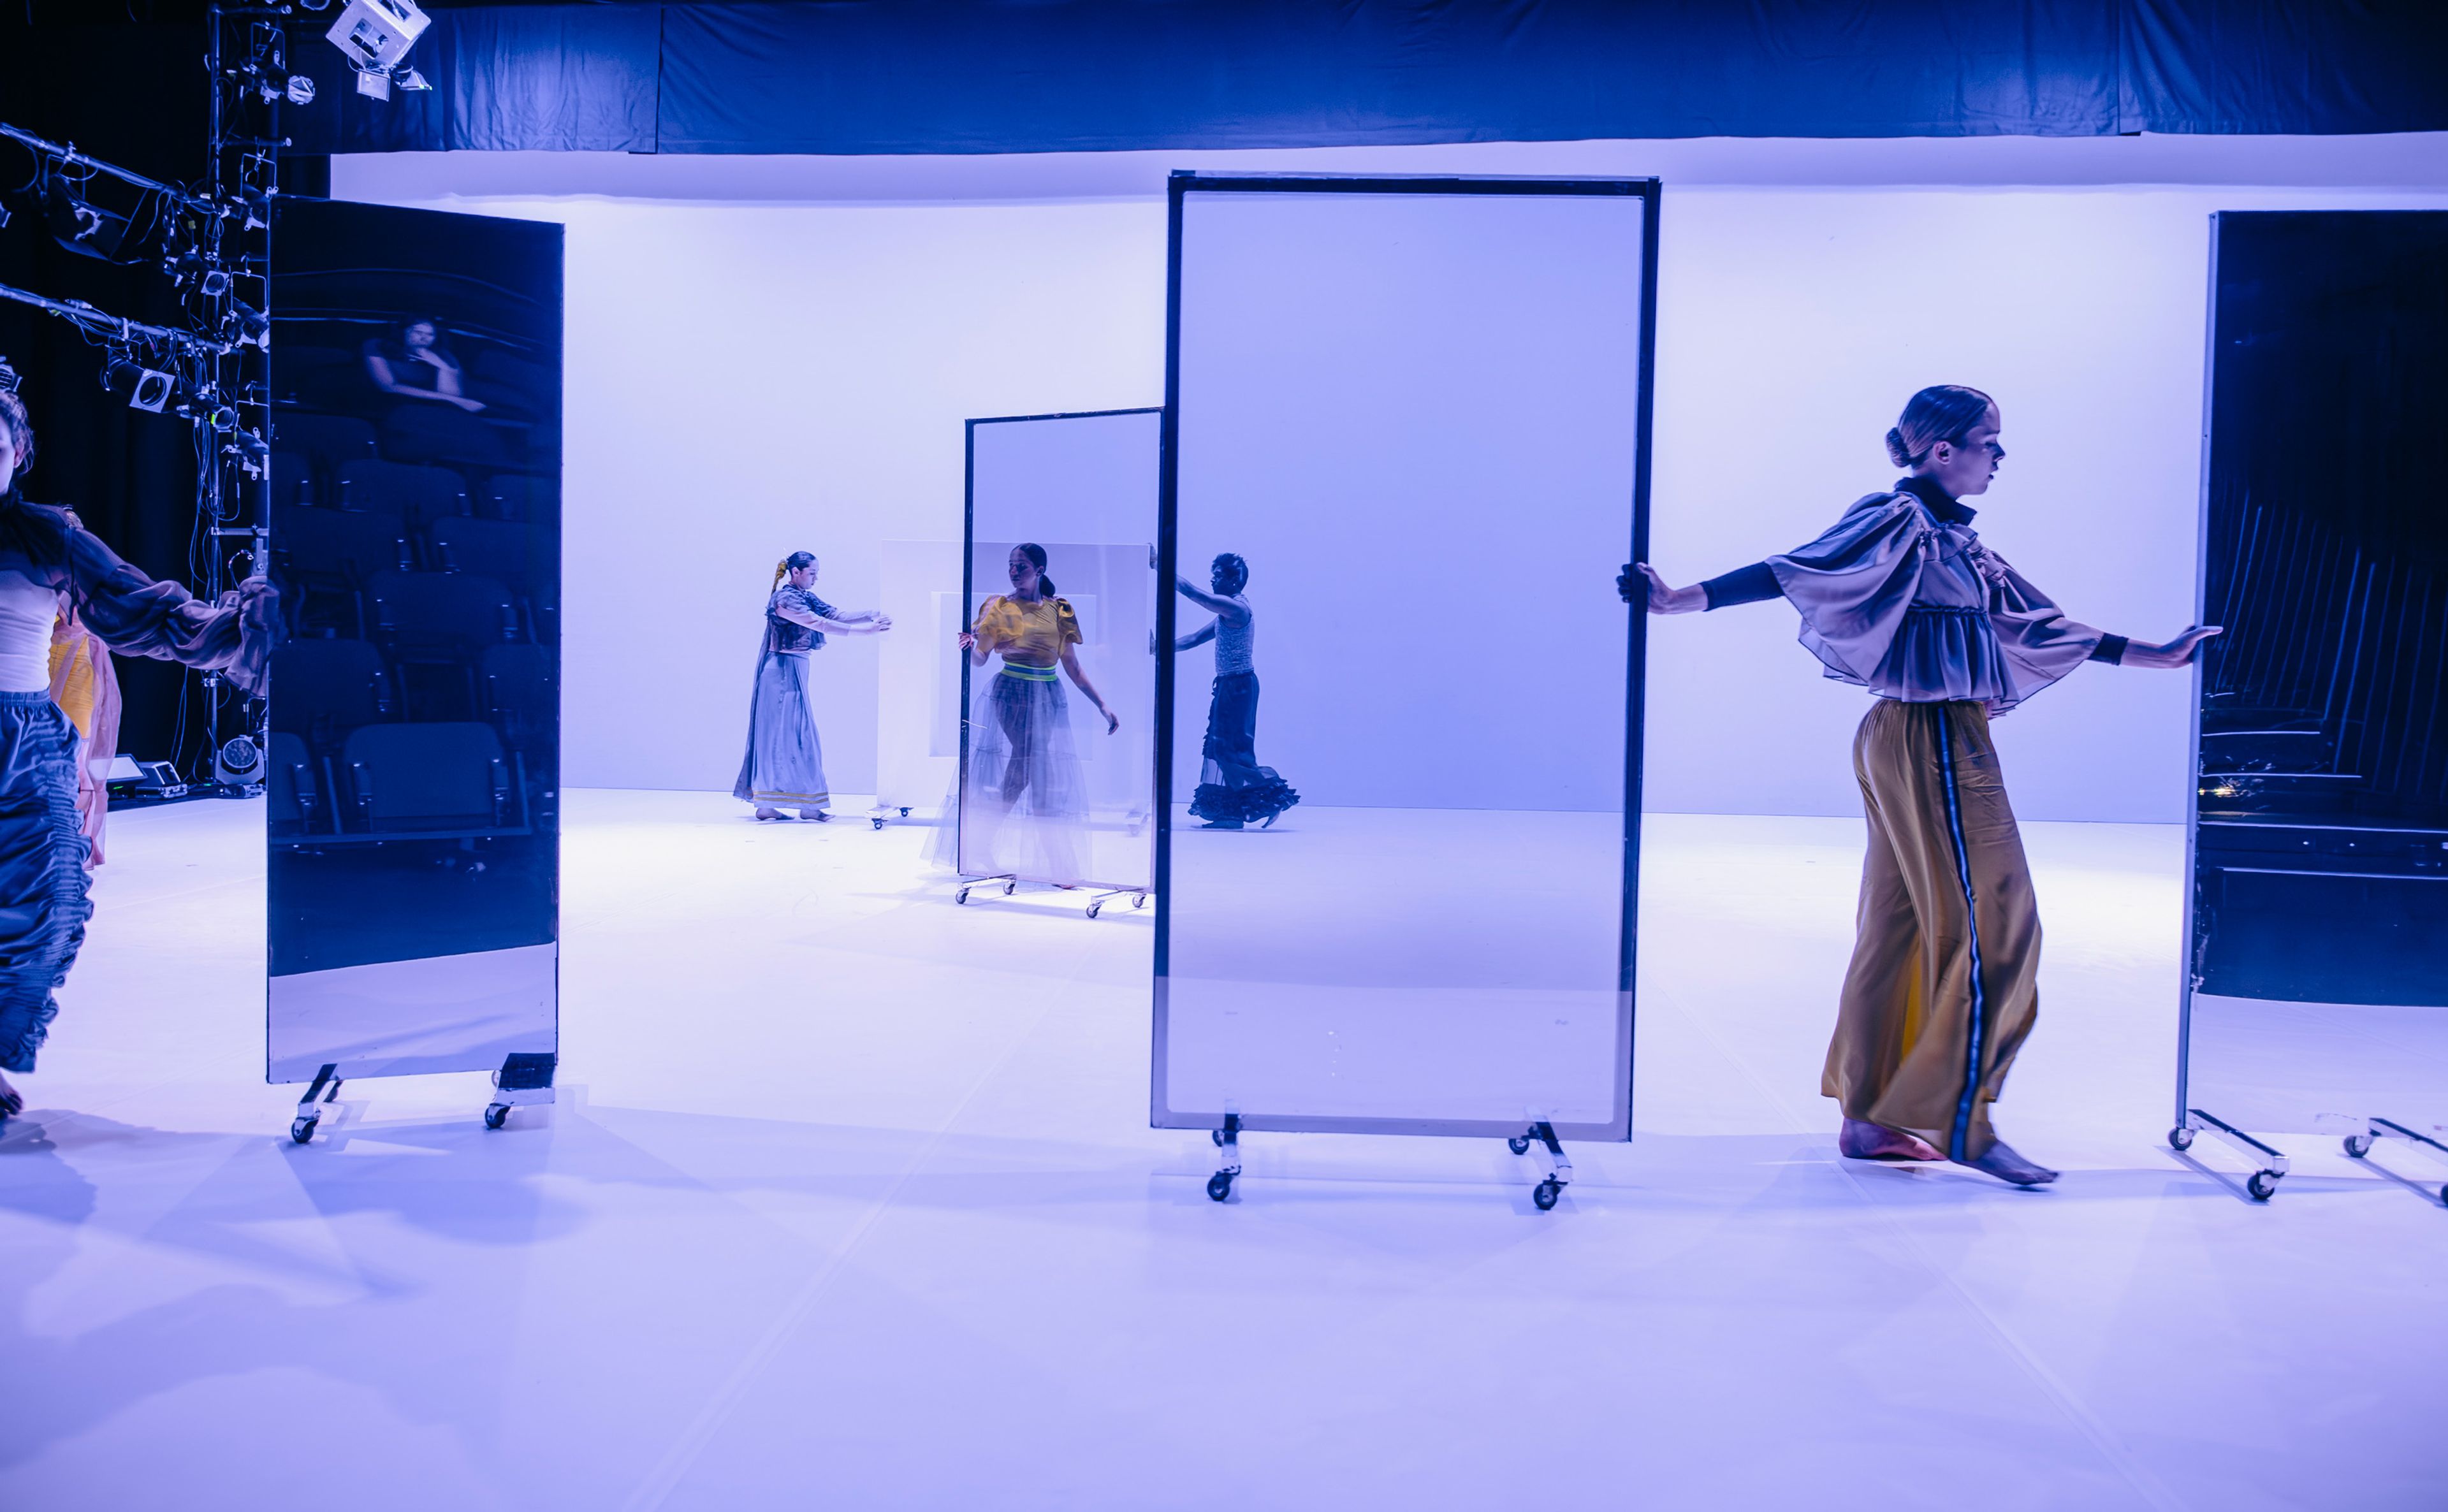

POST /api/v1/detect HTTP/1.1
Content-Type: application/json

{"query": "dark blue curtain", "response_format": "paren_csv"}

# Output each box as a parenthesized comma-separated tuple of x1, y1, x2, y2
(285, 0, 2448, 156)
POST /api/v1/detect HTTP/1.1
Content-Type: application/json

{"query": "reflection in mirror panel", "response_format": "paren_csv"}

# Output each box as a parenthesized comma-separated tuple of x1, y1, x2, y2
(954, 411, 1159, 891)
(2184, 210, 2448, 1135)
(1155, 178, 1652, 1137)
(266, 200, 561, 1082)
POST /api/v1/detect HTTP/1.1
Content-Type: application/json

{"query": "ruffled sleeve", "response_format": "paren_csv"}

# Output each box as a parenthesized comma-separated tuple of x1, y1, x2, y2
(58, 514, 274, 696)
(1985, 557, 2108, 706)
(972, 594, 1013, 644)
(1053, 598, 1082, 646)
(1764, 493, 1932, 688)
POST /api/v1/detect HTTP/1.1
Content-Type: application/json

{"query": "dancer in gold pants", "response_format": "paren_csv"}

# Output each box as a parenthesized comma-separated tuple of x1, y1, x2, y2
(1627, 386, 2218, 1184)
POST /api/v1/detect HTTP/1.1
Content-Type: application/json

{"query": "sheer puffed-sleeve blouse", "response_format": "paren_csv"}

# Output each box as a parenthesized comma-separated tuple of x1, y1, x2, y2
(975, 595, 1081, 665)
(1707, 477, 2124, 713)
(765, 586, 841, 653)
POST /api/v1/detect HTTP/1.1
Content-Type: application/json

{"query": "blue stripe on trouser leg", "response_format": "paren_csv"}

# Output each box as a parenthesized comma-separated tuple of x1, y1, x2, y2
(0, 690, 94, 1075)
(1932, 710, 1988, 1163)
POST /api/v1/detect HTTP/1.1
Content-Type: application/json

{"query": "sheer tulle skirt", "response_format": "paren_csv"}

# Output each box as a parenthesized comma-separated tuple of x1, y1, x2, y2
(929, 665, 1090, 883)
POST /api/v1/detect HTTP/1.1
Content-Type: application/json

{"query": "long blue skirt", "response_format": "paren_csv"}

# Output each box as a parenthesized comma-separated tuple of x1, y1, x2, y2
(733, 650, 831, 808)
(0, 689, 93, 1074)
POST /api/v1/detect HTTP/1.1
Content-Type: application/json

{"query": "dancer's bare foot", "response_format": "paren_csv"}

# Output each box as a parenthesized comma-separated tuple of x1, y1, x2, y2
(799, 808, 829, 823)
(1967, 1140, 2059, 1186)
(754, 806, 789, 822)
(0, 1070, 21, 1118)
(1839, 1117, 1944, 1162)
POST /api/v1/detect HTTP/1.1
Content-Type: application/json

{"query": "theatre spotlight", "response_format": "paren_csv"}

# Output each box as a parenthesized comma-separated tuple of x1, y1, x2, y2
(326, 0, 432, 101)
(227, 300, 272, 346)
(214, 734, 265, 789)
(104, 357, 175, 414)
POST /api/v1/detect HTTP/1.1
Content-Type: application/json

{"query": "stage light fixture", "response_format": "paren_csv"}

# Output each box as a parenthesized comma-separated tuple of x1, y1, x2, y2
(104, 357, 175, 414)
(214, 734, 265, 789)
(226, 300, 272, 346)
(0, 355, 18, 394)
(326, 0, 432, 101)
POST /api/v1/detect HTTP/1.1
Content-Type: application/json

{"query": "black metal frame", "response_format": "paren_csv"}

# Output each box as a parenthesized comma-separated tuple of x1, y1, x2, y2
(1150, 170, 1660, 1142)
(956, 407, 1165, 893)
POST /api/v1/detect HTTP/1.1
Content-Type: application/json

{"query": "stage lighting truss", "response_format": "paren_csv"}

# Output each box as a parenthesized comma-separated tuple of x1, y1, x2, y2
(325, 0, 433, 101)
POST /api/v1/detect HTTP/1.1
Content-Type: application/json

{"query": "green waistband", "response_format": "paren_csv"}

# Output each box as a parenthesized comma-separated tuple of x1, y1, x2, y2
(998, 662, 1058, 682)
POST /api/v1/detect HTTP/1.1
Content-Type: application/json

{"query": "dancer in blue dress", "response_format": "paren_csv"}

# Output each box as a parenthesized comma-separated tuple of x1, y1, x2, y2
(735, 551, 889, 821)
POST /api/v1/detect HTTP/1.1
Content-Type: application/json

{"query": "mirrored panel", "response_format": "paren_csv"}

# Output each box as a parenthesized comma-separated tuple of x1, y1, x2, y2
(2183, 210, 2448, 1137)
(1155, 177, 1653, 1137)
(266, 200, 560, 1082)
(952, 410, 1159, 890)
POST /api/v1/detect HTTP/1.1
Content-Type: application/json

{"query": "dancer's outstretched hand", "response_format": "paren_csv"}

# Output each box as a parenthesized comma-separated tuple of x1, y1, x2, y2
(2123, 625, 2223, 669)
(1622, 563, 1703, 614)
(1101, 708, 1120, 734)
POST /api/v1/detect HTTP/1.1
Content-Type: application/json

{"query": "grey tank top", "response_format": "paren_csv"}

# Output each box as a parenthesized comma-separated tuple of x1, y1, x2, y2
(1214, 595, 1254, 675)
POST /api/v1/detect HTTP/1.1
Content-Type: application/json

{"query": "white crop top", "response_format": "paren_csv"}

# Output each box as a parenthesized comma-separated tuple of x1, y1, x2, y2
(0, 574, 61, 693)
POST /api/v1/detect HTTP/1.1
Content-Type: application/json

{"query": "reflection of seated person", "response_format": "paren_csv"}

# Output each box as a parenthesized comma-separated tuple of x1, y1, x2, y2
(362, 319, 484, 414)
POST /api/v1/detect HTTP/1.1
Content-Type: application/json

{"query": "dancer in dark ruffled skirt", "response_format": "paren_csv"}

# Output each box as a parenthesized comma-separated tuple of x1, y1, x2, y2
(1175, 553, 1299, 830)
(0, 389, 274, 1117)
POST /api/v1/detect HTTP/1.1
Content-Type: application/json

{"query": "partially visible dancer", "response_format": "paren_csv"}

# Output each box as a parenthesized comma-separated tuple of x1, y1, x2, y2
(937, 542, 1117, 885)
(736, 551, 890, 822)
(1624, 385, 2218, 1186)
(47, 597, 120, 867)
(0, 387, 274, 1118)
(1174, 553, 1299, 830)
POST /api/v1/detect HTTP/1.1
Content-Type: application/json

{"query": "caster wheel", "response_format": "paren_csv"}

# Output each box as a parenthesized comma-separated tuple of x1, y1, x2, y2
(957, 888, 971, 906)
(1210, 1128, 1225, 1147)
(1087, 902, 1104, 919)
(1132, 894, 1147, 910)
(2344, 1133, 2373, 1159)
(871, 818, 885, 831)
(1532, 1179, 1561, 1211)
(1002, 882, 1016, 896)
(289, 1116, 317, 1145)
(1508, 1136, 1531, 1154)
(2246, 1170, 2278, 1202)
(1206, 1172, 1234, 1202)
(900, 808, 912, 818)
(483, 1104, 510, 1131)
(2168, 1126, 2195, 1152)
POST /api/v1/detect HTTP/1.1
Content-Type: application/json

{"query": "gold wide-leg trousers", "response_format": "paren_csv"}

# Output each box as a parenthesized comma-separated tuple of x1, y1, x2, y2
(1824, 699, 2041, 1162)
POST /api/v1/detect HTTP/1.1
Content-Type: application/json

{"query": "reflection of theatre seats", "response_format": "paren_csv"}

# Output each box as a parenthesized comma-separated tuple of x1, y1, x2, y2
(479, 474, 549, 523)
(382, 401, 521, 473)
(366, 569, 522, 720)
(275, 349, 382, 418)
(337, 459, 469, 528)
(469, 349, 553, 423)
(429, 515, 529, 583)
(274, 637, 395, 753)
(268, 451, 316, 508)
(267, 731, 330, 837)
(275, 507, 412, 636)
(479, 643, 553, 751)
(270, 413, 377, 503)
(342, 722, 520, 836)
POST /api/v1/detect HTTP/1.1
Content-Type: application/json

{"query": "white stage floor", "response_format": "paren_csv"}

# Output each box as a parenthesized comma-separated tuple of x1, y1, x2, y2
(2, 792, 2439, 1510)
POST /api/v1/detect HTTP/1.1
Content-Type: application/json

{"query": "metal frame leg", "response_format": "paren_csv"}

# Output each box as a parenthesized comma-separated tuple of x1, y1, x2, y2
(2345, 1117, 2448, 1207)
(484, 1052, 557, 1130)
(1206, 1112, 1241, 1202)
(2171, 1107, 2289, 1201)
(1508, 1119, 1572, 1211)
(289, 1063, 340, 1144)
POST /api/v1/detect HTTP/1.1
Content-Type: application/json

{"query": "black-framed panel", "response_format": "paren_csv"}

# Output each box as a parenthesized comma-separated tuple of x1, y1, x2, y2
(1152, 172, 1657, 1140)
(265, 199, 562, 1085)
(2179, 210, 2448, 1145)
(954, 407, 1161, 893)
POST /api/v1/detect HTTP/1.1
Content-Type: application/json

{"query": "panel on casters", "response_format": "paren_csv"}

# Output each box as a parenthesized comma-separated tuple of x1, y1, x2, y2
(1154, 175, 1655, 1139)
(2182, 210, 2448, 1138)
(265, 199, 562, 1084)
(952, 409, 1160, 892)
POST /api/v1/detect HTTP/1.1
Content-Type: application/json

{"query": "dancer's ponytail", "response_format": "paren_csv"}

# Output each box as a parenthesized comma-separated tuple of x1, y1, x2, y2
(1017, 541, 1056, 597)
(773, 549, 817, 591)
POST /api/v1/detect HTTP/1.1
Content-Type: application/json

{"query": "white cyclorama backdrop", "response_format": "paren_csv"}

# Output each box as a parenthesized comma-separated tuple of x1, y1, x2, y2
(335, 145, 2448, 821)
(1160, 184, 1644, 1133)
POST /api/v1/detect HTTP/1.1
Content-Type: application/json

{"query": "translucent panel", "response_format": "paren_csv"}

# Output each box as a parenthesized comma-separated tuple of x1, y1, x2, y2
(953, 411, 1160, 889)
(1155, 180, 1652, 1137)
(2182, 211, 2448, 1137)
(266, 200, 561, 1083)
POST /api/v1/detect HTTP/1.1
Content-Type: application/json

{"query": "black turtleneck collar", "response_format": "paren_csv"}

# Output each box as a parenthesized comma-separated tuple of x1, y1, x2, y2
(1897, 474, 1976, 526)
